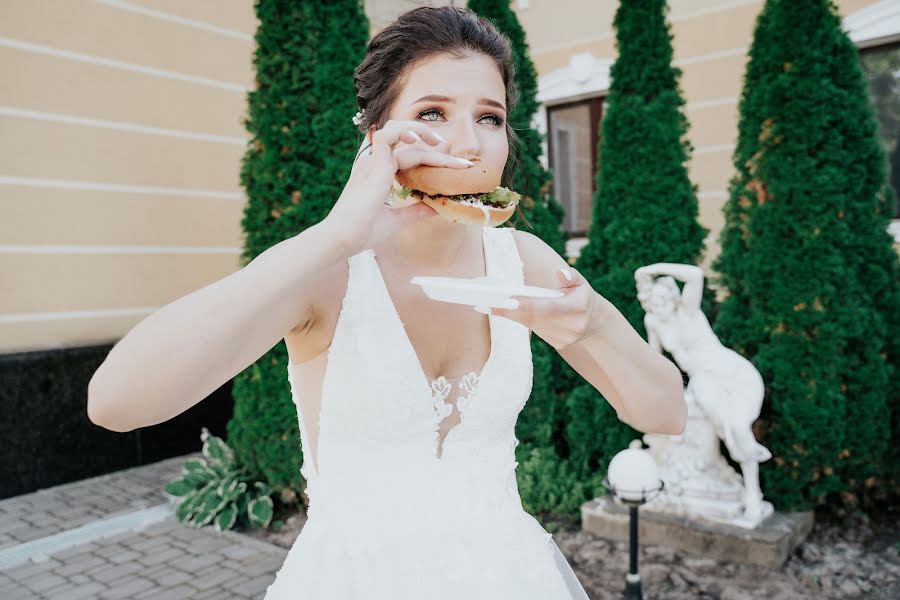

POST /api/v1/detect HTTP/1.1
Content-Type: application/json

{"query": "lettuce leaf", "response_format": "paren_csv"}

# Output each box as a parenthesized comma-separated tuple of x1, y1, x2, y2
(395, 185, 520, 208)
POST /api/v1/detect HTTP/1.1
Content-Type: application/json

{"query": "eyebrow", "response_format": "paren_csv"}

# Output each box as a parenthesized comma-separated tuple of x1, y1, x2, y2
(412, 95, 507, 112)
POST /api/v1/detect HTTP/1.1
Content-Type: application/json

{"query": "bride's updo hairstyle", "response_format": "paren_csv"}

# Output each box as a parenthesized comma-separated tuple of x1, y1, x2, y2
(353, 6, 527, 220)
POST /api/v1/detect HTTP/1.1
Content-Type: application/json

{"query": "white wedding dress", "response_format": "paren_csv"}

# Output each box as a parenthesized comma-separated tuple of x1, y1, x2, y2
(264, 225, 590, 599)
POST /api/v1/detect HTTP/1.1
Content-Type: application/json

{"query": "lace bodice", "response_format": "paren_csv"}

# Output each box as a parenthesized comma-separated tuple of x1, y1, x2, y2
(430, 371, 481, 459)
(273, 225, 590, 600)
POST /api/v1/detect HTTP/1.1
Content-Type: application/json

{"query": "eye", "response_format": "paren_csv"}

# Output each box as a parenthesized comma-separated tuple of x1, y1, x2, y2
(417, 107, 505, 127)
(417, 109, 442, 122)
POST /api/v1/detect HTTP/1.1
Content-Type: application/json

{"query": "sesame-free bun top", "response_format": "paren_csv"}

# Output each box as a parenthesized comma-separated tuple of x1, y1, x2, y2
(395, 156, 500, 196)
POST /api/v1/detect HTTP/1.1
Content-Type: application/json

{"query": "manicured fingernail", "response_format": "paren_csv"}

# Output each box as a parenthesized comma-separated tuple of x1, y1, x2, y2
(433, 131, 447, 143)
(453, 158, 474, 167)
(473, 305, 492, 314)
(560, 268, 572, 281)
(508, 299, 520, 309)
(408, 130, 422, 142)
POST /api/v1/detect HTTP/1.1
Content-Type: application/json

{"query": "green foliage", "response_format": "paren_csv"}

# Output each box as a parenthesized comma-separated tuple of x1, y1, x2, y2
(515, 443, 605, 516)
(576, 0, 708, 327)
(467, 0, 568, 258)
(468, 0, 596, 516)
(226, 349, 306, 499)
(164, 428, 275, 531)
(563, 384, 640, 479)
(238, 0, 369, 259)
(226, 0, 370, 500)
(712, 0, 899, 512)
(567, 0, 708, 503)
(515, 341, 560, 448)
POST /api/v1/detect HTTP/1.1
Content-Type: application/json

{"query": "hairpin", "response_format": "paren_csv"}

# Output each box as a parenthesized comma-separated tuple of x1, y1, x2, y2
(352, 108, 366, 126)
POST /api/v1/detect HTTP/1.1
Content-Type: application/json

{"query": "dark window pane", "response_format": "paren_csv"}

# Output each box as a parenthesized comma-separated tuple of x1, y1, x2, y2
(548, 100, 597, 235)
(859, 42, 900, 218)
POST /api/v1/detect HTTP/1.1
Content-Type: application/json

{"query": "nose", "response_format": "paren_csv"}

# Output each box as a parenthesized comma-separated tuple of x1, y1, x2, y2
(448, 116, 481, 159)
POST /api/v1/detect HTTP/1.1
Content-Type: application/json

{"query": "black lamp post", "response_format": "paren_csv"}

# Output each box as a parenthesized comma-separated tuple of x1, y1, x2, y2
(603, 440, 665, 600)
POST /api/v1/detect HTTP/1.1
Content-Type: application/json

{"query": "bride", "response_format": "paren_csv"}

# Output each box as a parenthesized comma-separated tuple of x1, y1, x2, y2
(88, 6, 685, 599)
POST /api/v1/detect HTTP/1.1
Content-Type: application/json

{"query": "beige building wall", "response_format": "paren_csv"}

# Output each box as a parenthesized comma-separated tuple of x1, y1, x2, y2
(509, 0, 895, 270)
(2, 0, 896, 356)
(1, 0, 256, 354)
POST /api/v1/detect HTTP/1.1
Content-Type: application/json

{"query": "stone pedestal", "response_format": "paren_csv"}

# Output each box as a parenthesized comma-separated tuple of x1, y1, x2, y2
(582, 496, 813, 568)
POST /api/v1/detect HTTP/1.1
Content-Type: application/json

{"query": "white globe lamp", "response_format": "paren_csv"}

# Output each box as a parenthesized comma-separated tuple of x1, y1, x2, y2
(604, 439, 664, 600)
(607, 439, 663, 502)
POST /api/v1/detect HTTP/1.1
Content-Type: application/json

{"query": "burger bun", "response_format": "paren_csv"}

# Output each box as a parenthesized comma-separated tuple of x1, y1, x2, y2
(396, 156, 499, 196)
(389, 156, 518, 227)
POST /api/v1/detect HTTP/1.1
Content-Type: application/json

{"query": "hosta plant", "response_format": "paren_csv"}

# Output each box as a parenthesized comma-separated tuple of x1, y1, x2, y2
(164, 427, 275, 532)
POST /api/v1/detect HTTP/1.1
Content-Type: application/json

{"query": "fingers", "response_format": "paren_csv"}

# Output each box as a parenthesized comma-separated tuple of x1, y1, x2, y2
(494, 276, 585, 321)
(370, 120, 446, 152)
(491, 292, 590, 350)
(394, 147, 474, 171)
(399, 128, 446, 147)
(491, 296, 534, 321)
(355, 120, 454, 179)
(558, 266, 587, 291)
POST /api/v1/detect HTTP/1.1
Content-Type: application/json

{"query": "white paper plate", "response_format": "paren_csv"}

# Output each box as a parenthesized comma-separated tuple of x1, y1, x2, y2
(410, 275, 564, 312)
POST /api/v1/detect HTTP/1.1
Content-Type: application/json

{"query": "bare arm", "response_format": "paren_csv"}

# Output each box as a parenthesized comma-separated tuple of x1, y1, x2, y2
(577, 294, 686, 435)
(507, 231, 686, 436)
(88, 120, 469, 431)
(87, 217, 349, 432)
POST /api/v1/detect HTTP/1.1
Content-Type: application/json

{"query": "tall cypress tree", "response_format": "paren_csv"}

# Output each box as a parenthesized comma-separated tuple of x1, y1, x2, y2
(712, 0, 899, 512)
(568, 0, 708, 481)
(226, 0, 370, 498)
(468, 0, 594, 516)
(466, 0, 568, 256)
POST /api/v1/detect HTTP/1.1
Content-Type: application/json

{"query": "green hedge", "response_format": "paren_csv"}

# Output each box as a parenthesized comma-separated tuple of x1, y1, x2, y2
(226, 0, 370, 502)
(570, 0, 710, 486)
(712, 0, 899, 513)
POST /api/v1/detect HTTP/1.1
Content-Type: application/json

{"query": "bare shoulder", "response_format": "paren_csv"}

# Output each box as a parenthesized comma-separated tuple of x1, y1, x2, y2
(284, 257, 349, 365)
(509, 228, 572, 289)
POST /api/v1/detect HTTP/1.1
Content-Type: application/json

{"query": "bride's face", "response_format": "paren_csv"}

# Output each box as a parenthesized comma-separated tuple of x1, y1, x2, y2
(388, 52, 509, 180)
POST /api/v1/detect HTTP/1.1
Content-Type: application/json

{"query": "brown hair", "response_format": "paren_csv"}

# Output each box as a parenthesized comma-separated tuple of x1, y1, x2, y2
(353, 6, 528, 225)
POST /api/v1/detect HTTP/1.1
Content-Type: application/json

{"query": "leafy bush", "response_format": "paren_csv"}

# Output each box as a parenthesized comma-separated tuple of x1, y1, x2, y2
(226, 0, 370, 499)
(712, 0, 899, 512)
(164, 427, 275, 532)
(516, 443, 605, 516)
(569, 0, 710, 506)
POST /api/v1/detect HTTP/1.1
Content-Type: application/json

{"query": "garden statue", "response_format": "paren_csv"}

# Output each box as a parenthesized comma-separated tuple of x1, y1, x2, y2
(633, 263, 774, 528)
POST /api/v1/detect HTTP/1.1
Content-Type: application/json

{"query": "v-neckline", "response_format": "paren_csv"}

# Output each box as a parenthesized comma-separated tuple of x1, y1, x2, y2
(367, 226, 497, 399)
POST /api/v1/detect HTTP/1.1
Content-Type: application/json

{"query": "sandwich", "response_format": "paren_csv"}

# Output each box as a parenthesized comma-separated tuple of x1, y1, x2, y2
(388, 156, 521, 227)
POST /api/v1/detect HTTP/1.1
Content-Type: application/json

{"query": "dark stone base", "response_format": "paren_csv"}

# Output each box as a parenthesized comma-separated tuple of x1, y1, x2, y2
(581, 496, 814, 568)
(1, 344, 234, 499)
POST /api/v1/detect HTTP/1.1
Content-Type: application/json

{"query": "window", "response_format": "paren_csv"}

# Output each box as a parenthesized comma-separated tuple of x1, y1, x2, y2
(859, 41, 900, 218)
(547, 97, 603, 236)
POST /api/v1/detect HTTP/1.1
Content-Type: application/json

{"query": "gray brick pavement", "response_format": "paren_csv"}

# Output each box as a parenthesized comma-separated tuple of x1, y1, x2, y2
(0, 454, 200, 551)
(0, 453, 290, 599)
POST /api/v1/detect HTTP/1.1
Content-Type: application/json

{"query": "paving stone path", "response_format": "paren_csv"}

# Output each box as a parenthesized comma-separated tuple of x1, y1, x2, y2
(0, 453, 287, 599)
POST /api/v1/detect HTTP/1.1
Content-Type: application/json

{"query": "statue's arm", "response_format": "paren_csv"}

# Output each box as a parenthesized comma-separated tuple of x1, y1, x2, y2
(644, 316, 662, 353)
(636, 263, 703, 313)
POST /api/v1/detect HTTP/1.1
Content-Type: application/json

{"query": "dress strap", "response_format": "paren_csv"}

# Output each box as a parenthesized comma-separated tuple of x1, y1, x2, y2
(483, 226, 524, 285)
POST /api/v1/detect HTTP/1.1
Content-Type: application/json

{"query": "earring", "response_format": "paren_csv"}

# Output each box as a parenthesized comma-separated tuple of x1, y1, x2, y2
(352, 108, 366, 126)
